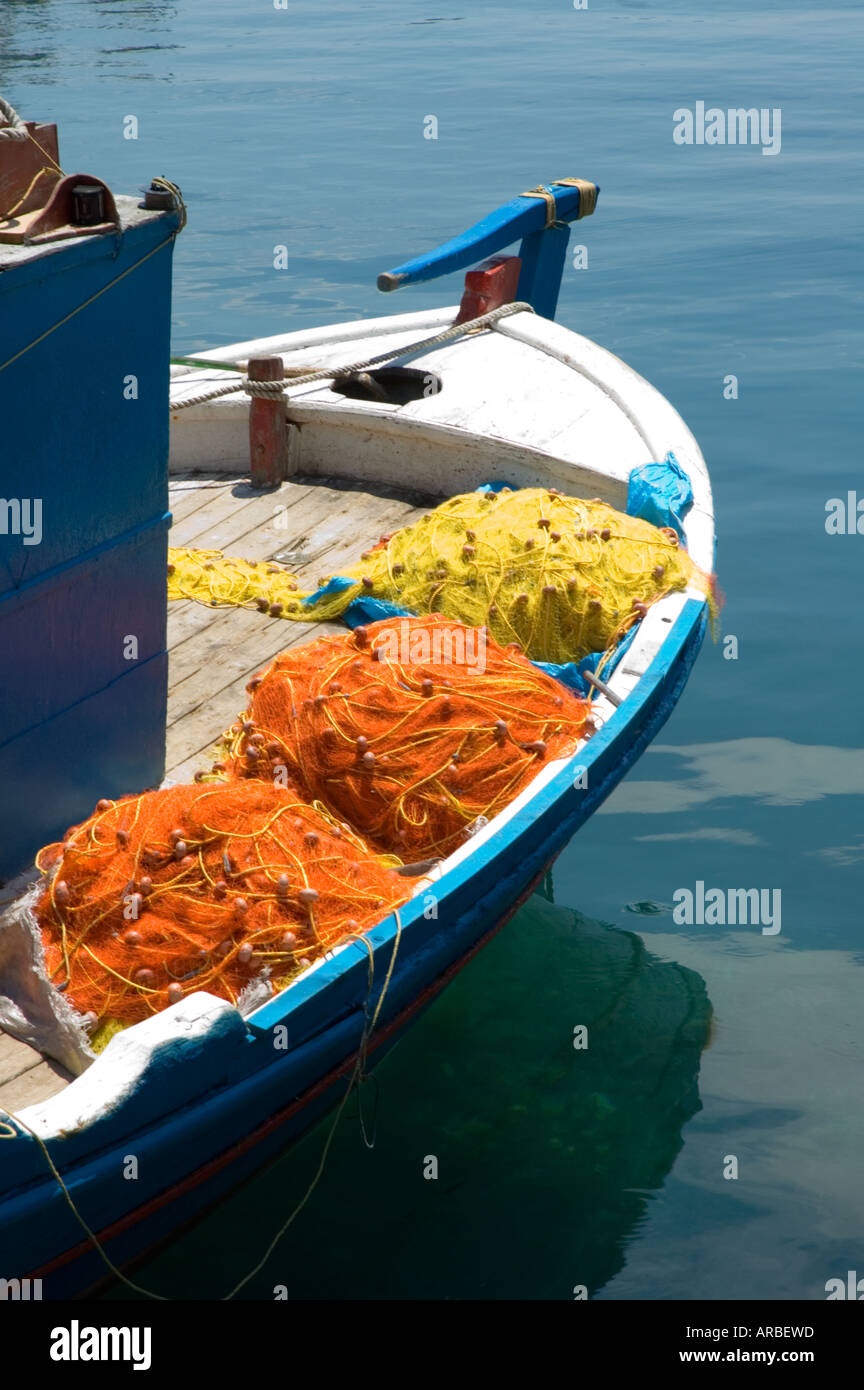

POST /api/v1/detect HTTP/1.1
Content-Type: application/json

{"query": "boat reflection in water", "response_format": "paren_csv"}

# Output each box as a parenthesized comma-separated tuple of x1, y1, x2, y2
(107, 887, 713, 1301)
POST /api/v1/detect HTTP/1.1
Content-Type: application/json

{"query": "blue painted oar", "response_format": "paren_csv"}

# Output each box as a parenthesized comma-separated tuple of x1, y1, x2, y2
(377, 178, 599, 321)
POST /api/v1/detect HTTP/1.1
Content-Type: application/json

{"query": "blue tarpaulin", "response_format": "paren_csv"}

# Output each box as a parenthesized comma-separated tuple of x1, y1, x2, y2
(300, 574, 356, 608)
(534, 626, 638, 698)
(626, 450, 693, 542)
(342, 595, 413, 626)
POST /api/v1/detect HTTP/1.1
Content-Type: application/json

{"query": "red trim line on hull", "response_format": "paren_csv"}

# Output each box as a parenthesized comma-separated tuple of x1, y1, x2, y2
(30, 868, 545, 1284)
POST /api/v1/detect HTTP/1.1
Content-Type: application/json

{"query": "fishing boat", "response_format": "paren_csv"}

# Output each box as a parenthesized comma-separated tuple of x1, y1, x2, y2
(0, 161, 714, 1298)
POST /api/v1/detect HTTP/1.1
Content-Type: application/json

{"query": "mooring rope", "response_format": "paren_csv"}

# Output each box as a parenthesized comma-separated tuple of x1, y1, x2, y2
(0, 1103, 168, 1299)
(0, 179, 187, 375)
(170, 300, 536, 411)
(0, 93, 67, 222)
(0, 95, 28, 139)
(222, 909, 402, 1300)
(0, 907, 403, 1301)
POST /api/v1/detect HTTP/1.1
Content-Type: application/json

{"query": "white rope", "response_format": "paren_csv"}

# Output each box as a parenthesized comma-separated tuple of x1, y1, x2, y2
(245, 378, 291, 398)
(0, 96, 28, 140)
(170, 300, 535, 412)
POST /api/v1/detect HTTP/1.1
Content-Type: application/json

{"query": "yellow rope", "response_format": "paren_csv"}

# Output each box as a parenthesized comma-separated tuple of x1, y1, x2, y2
(520, 184, 558, 228)
(552, 177, 598, 218)
(0, 1103, 168, 1299)
(150, 175, 187, 233)
(0, 908, 403, 1301)
(223, 908, 402, 1299)
(0, 230, 178, 375)
(1, 165, 57, 222)
(0, 113, 65, 222)
(519, 179, 597, 227)
(23, 123, 64, 175)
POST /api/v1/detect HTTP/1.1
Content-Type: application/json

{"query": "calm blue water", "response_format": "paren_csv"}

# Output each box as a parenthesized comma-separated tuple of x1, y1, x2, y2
(4, 0, 863, 1300)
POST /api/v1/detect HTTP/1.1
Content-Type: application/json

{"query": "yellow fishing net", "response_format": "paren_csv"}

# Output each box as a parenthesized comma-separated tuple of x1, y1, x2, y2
(168, 487, 715, 664)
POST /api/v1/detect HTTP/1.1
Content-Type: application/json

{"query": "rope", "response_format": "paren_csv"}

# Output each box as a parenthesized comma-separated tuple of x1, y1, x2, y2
(551, 177, 598, 219)
(222, 908, 402, 1300)
(0, 907, 404, 1302)
(520, 179, 598, 228)
(244, 378, 292, 398)
(1, 166, 57, 222)
(150, 175, 187, 233)
(171, 299, 535, 411)
(16, 125, 63, 175)
(0, 96, 27, 139)
(520, 184, 559, 229)
(0, 183, 186, 375)
(0, 1103, 168, 1299)
(0, 94, 66, 222)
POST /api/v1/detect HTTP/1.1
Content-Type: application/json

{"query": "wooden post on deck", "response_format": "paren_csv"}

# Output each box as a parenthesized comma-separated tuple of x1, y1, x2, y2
(248, 355, 288, 487)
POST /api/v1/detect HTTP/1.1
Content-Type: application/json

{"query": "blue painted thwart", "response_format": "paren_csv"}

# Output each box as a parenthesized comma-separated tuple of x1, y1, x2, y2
(378, 179, 599, 320)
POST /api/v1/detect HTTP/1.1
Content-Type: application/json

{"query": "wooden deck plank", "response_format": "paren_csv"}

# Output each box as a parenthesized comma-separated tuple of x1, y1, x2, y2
(165, 620, 346, 778)
(174, 476, 387, 561)
(169, 471, 432, 557)
(167, 612, 324, 730)
(164, 475, 434, 782)
(166, 476, 344, 648)
(167, 493, 429, 663)
(170, 469, 418, 557)
(170, 481, 355, 606)
(0, 1031, 44, 1087)
(166, 492, 428, 688)
(166, 476, 431, 641)
(166, 476, 429, 670)
(0, 1057, 73, 1112)
(167, 474, 247, 525)
(168, 477, 307, 550)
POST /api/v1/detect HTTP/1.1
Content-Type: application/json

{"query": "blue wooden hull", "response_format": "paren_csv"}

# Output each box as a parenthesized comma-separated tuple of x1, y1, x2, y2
(0, 598, 706, 1298)
(0, 202, 178, 879)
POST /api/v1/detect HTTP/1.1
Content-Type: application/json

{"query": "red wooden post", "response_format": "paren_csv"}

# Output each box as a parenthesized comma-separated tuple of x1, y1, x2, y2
(248, 355, 288, 487)
(454, 254, 522, 324)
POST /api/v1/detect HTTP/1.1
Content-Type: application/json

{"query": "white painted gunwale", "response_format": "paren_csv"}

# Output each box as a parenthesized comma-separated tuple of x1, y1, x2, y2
(17, 310, 714, 1137)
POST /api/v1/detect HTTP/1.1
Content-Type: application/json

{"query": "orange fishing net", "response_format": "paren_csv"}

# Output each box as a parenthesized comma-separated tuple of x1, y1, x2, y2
(223, 615, 592, 861)
(34, 782, 411, 1031)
